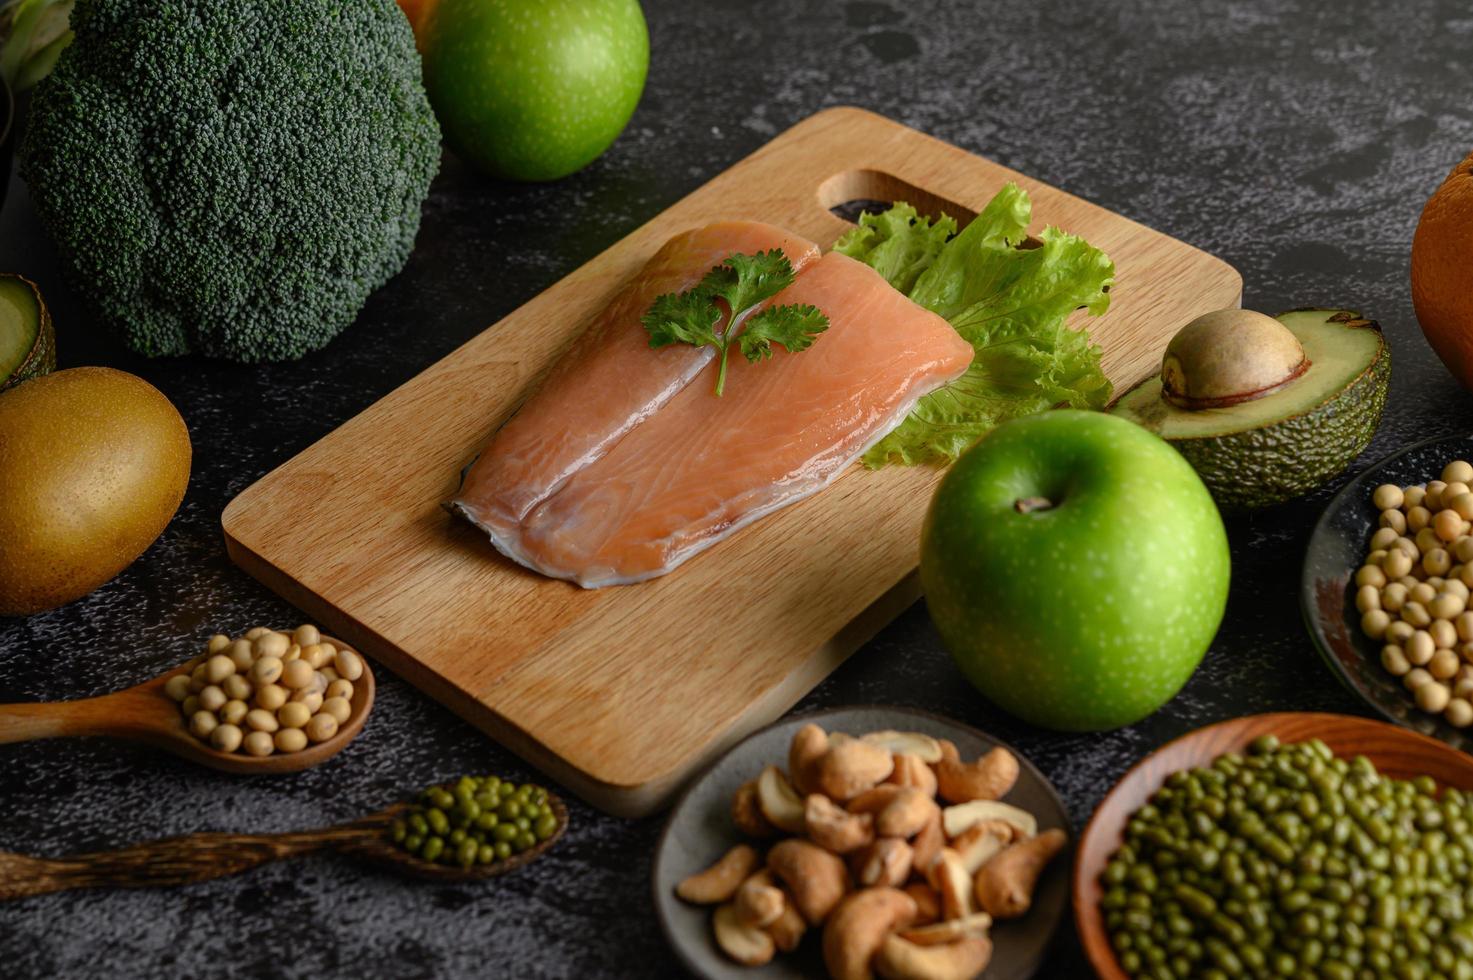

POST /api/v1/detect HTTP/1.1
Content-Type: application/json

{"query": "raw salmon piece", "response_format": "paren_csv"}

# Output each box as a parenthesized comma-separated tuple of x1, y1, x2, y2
(449, 221, 821, 561)
(516, 252, 975, 587)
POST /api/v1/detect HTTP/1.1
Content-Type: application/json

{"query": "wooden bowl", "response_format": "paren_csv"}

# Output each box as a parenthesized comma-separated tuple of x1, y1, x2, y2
(1073, 711, 1473, 980)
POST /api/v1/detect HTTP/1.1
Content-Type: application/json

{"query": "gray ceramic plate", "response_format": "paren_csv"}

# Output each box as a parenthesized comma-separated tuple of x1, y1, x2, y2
(1301, 432, 1473, 753)
(652, 706, 1071, 980)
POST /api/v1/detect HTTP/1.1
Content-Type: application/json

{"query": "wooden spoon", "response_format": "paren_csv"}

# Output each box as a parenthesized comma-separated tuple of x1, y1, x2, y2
(1073, 712, 1473, 980)
(0, 794, 568, 900)
(0, 634, 374, 774)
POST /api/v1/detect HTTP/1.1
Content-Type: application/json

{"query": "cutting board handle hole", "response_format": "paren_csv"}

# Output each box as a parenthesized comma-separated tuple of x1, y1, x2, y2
(820, 169, 1040, 249)
(820, 169, 977, 226)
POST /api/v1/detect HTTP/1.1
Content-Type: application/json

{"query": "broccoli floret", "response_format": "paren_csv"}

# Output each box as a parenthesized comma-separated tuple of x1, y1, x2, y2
(19, 0, 441, 362)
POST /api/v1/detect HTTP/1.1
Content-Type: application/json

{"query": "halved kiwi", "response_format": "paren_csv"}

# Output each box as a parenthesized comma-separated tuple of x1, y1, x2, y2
(0, 274, 57, 393)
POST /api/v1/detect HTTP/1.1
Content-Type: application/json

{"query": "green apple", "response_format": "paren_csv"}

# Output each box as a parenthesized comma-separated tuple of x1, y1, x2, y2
(420, 0, 649, 181)
(921, 410, 1229, 731)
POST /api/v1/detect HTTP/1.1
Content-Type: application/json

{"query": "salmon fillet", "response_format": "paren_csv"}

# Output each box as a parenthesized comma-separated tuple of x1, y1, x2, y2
(515, 252, 975, 587)
(449, 221, 821, 562)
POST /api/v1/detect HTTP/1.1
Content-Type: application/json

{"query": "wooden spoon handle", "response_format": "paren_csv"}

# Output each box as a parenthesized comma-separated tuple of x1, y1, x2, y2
(0, 702, 55, 742)
(0, 685, 162, 744)
(0, 699, 101, 742)
(0, 824, 379, 900)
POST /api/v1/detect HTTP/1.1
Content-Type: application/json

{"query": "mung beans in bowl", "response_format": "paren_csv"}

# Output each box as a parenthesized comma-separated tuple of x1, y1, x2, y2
(1073, 712, 1473, 980)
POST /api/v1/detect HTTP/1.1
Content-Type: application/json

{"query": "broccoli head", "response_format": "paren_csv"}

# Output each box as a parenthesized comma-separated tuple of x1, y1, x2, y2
(19, 0, 441, 361)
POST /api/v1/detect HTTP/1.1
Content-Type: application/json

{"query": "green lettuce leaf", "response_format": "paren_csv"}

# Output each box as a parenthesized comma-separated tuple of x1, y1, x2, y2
(833, 203, 956, 296)
(854, 184, 1115, 467)
(903, 184, 1031, 317)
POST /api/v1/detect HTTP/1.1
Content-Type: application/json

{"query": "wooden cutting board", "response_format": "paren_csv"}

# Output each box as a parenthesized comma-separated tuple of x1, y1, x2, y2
(223, 107, 1241, 817)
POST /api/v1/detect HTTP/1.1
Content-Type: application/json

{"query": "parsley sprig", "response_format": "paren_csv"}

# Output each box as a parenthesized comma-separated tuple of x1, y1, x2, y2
(641, 250, 829, 395)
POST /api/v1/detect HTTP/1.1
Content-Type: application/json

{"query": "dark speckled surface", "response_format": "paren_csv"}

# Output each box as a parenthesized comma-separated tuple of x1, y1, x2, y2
(1, 1, 1471, 977)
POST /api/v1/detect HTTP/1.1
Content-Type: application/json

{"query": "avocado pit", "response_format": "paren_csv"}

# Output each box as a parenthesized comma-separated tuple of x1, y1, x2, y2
(1160, 309, 1309, 410)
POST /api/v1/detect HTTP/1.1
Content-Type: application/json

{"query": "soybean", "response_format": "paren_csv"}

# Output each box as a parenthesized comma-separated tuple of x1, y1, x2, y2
(1358, 464, 1473, 728)
(171, 625, 363, 756)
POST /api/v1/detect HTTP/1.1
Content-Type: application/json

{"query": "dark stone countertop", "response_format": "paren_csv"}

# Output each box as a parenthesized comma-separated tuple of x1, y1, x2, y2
(2, 0, 1471, 976)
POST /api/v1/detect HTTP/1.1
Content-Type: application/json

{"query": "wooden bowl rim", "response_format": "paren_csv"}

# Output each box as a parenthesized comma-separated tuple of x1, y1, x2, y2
(1072, 711, 1473, 980)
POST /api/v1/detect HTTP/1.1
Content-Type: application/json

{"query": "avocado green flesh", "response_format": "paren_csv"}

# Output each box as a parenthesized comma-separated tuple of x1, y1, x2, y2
(1111, 309, 1389, 510)
(0, 276, 55, 390)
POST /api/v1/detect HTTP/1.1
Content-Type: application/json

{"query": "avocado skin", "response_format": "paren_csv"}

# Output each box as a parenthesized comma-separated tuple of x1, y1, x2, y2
(0, 275, 56, 394)
(1116, 310, 1390, 511)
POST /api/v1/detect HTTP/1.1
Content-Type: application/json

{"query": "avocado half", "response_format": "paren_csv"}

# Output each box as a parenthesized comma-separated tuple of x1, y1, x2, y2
(1111, 309, 1389, 510)
(0, 274, 56, 393)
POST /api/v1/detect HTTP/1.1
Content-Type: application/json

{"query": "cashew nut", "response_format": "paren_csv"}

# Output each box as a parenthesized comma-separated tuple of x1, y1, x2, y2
(941, 799, 1037, 840)
(817, 735, 896, 801)
(735, 869, 785, 928)
(676, 844, 761, 904)
(951, 821, 1012, 875)
(847, 783, 904, 815)
(911, 811, 945, 875)
(713, 902, 776, 966)
(903, 882, 943, 927)
(732, 779, 777, 838)
(789, 723, 829, 796)
(875, 786, 941, 840)
(926, 848, 975, 920)
(806, 793, 876, 854)
(713, 724, 1051, 974)
(860, 730, 943, 764)
(822, 887, 918, 980)
(900, 912, 993, 946)
(853, 836, 914, 887)
(757, 764, 807, 834)
(936, 740, 1019, 804)
(766, 895, 807, 952)
(874, 933, 993, 980)
(974, 827, 1067, 919)
(767, 838, 849, 926)
(887, 752, 939, 798)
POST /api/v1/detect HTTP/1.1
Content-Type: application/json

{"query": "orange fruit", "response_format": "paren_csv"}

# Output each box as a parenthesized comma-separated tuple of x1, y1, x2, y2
(1412, 152, 1473, 388)
(395, 0, 439, 47)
